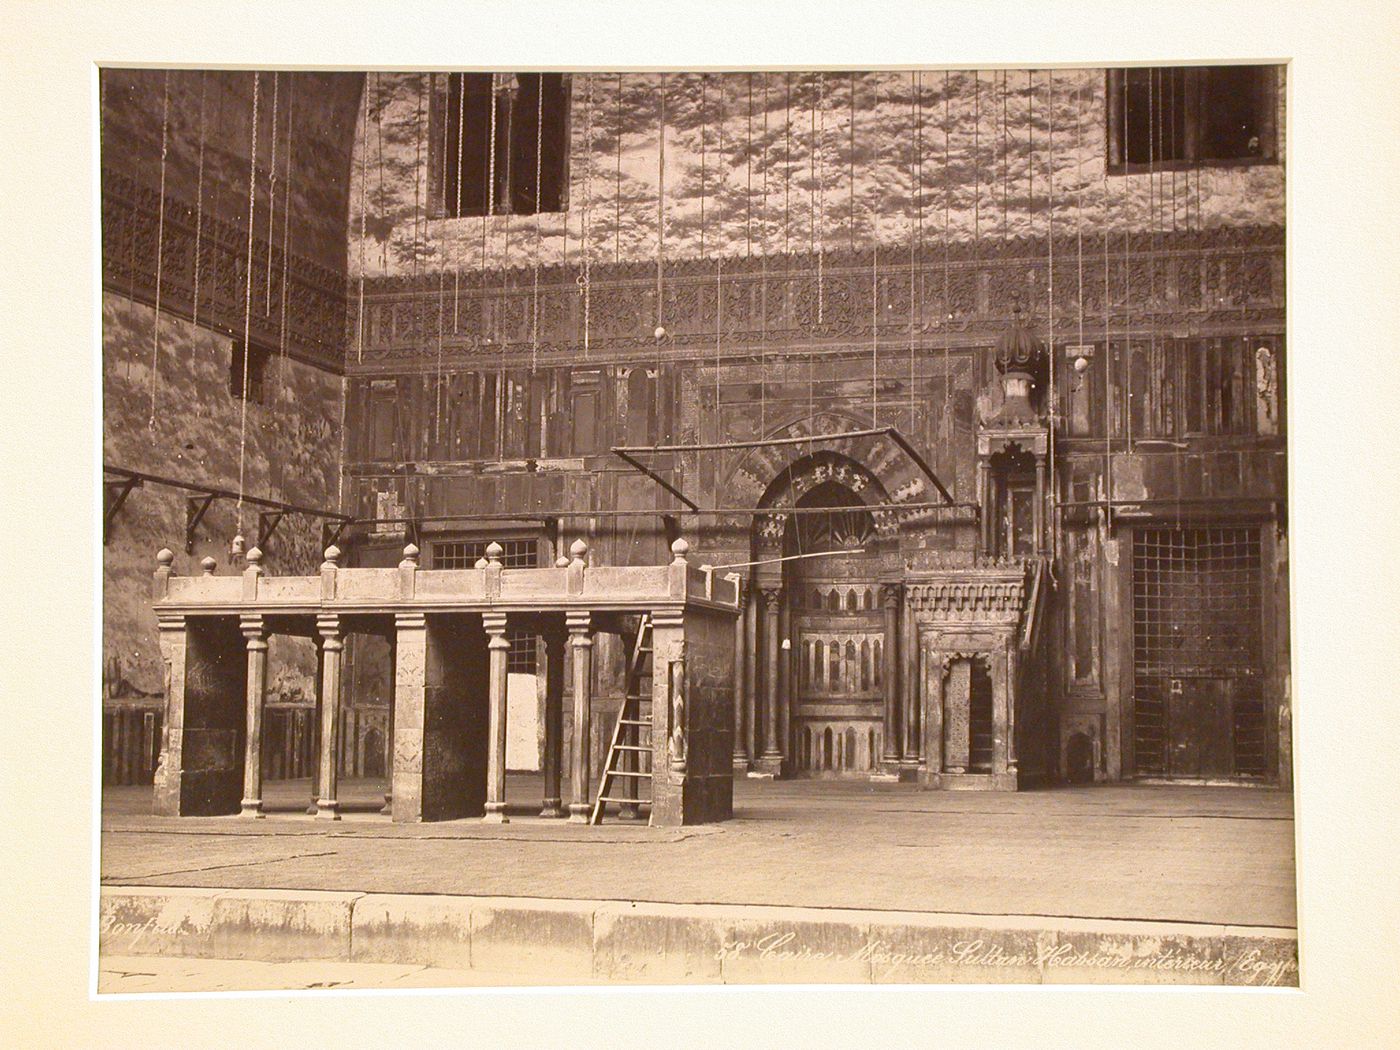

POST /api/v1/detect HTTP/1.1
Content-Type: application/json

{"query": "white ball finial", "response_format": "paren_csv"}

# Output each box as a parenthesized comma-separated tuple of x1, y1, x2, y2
(671, 537, 690, 562)
(569, 538, 589, 563)
(200, 556, 217, 575)
(322, 545, 341, 569)
(156, 548, 175, 568)
(246, 546, 263, 566)
(654, 325, 667, 340)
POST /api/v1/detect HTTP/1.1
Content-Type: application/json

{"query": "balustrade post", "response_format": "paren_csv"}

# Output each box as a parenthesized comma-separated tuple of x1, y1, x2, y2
(315, 614, 344, 821)
(567, 611, 594, 823)
(483, 611, 510, 823)
(238, 614, 269, 818)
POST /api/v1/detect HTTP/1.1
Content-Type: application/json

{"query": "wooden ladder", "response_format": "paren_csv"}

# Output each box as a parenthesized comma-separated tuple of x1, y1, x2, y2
(590, 613, 654, 825)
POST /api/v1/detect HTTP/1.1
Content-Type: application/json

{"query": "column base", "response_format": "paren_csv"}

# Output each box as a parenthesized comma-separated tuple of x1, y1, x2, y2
(732, 753, 751, 774)
(306, 802, 318, 816)
(482, 803, 509, 824)
(617, 804, 644, 821)
(538, 798, 566, 819)
(567, 802, 591, 824)
(239, 800, 265, 819)
(869, 769, 900, 783)
(379, 793, 392, 816)
(752, 753, 783, 777)
(314, 800, 340, 821)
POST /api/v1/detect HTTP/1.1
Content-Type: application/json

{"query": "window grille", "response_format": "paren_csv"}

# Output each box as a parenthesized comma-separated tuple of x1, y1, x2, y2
(507, 628, 537, 675)
(438, 73, 570, 218)
(431, 538, 538, 570)
(1132, 526, 1262, 678)
(1107, 65, 1278, 173)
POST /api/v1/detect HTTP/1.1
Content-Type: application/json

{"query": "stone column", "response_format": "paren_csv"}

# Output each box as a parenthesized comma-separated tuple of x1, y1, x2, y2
(921, 648, 944, 786)
(744, 584, 760, 762)
(756, 585, 784, 775)
(992, 649, 1010, 775)
(567, 611, 593, 823)
(539, 622, 567, 817)
(1005, 643, 1019, 777)
(777, 596, 791, 760)
(901, 595, 919, 768)
(881, 584, 902, 766)
(731, 581, 749, 771)
(1034, 456, 1047, 555)
(307, 633, 324, 814)
(238, 615, 269, 818)
(390, 612, 426, 823)
(483, 612, 510, 823)
(380, 633, 395, 815)
(977, 459, 993, 555)
(315, 614, 344, 821)
(151, 606, 187, 817)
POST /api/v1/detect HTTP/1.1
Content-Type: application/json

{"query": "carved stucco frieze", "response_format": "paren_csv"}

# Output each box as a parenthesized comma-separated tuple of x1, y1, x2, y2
(346, 226, 1285, 369)
(102, 168, 346, 371)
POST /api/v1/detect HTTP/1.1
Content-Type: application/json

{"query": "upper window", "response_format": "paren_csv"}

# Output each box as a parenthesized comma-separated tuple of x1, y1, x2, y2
(432, 537, 539, 569)
(229, 339, 269, 404)
(1107, 65, 1278, 173)
(436, 73, 570, 218)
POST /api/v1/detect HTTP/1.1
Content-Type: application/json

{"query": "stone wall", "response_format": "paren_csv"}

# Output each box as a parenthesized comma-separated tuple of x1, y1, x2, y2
(103, 294, 343, 698)
(347, 68, 1285, 277)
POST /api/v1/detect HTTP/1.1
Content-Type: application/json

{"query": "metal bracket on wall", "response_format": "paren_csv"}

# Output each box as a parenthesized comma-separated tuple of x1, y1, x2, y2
(185, 493, 218, 554)
(103, 464, 352, 556)
(103, 476, 141, 545)
(321, 518, 352, 553)
(257, 510, 286, 553)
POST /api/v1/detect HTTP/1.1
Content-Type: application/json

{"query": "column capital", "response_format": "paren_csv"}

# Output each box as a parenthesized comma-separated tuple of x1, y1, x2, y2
(881, 582, 904, 608)
(729, 574, 748, 613)
(240, 614, 269, 648)
(394, 611, 427, 630)
(651, 606, 685, 630)
(317, 613, 344, 647)
(566, 610, 592, 639)
(759, 585, 785, 610)
(483, 611, 509, 638)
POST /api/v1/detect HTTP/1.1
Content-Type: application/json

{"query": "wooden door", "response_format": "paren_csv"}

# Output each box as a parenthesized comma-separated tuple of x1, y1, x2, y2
(1166, 678, 1234, 778)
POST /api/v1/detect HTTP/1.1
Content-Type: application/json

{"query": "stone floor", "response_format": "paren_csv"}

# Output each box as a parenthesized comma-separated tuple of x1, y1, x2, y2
(101, 774, 1297, 928)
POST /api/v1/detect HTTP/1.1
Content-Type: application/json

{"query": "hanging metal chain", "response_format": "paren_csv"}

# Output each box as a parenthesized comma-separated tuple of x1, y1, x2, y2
(236, 71, 262, 529)
(147, 70, 170, 431)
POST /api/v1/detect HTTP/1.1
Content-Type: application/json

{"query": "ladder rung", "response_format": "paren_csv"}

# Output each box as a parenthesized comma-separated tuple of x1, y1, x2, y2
(603, 770, 650, 778)
(613, 744, 651, 752)
(597, 796, 651, 805)
(618, 718, 650, 727)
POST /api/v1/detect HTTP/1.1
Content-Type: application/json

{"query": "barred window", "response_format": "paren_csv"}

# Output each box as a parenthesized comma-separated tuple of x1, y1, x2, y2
(229, 339, 270, 404)
(507, 628, 538, 675)
(431, 538, 538, 569)
(1107, 65, 1278, 173)
(436, 73, 570, 218)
